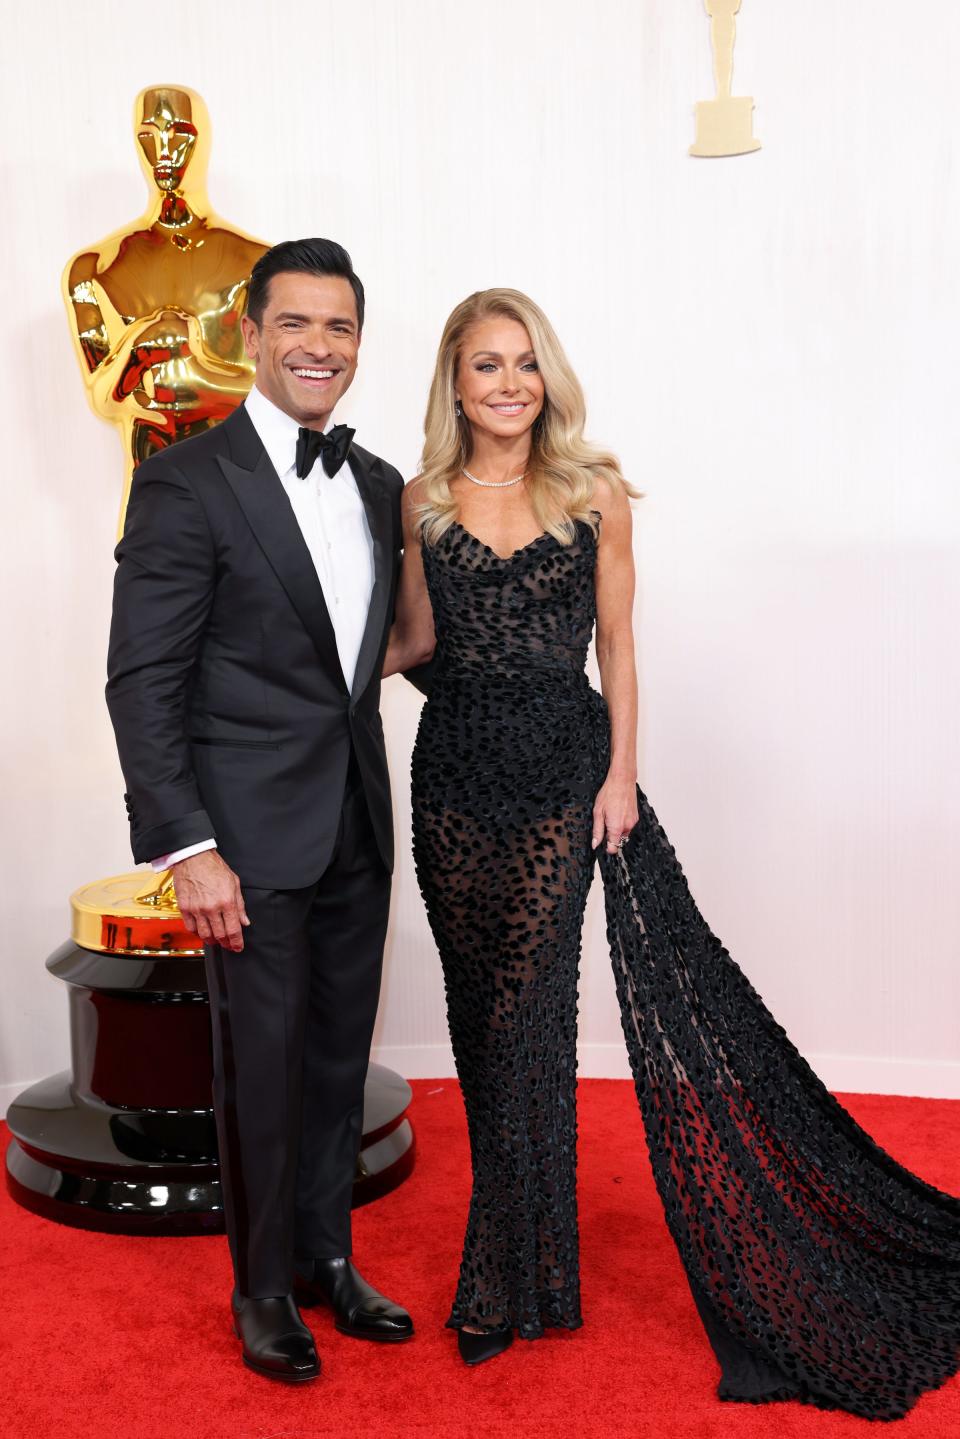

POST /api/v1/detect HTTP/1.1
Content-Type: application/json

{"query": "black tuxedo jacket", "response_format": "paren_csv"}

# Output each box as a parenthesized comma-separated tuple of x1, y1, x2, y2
(106, 406, 403, 889)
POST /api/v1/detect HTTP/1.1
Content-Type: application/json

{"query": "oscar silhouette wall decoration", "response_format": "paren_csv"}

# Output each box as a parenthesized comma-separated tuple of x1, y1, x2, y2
(690, 0, 761, 158)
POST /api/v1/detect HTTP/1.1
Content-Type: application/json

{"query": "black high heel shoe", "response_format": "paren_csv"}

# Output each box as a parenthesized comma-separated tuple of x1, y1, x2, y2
(457, 1325, 514, 1366)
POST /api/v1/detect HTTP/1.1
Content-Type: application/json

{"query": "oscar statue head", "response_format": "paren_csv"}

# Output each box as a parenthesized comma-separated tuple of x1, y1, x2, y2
(704, 0, 742, 16)
(134, 85, 211, 197)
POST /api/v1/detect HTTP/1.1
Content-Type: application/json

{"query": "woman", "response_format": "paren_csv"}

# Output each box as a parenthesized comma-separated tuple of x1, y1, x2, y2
(384, 289, 960, 1416)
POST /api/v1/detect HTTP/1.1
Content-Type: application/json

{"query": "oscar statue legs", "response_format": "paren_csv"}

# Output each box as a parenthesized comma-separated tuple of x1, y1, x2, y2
(205, 753, 406, 1375)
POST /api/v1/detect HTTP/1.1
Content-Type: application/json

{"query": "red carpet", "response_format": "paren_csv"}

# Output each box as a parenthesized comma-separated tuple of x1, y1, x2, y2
(2, 1081, 958, 1439)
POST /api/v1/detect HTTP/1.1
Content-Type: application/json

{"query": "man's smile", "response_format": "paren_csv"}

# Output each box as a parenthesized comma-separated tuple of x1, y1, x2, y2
(289, 365, 340, 388)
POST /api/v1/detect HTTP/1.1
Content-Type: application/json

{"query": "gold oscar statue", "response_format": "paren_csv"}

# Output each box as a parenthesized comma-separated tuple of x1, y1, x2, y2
(64, 85, 267, 954)
(64, 84, 268, 538)
(690, 0, 762, 158)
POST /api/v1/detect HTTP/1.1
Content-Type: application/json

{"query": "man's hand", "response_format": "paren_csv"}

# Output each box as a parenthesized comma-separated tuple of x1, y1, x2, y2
(170, 850, 250, 952)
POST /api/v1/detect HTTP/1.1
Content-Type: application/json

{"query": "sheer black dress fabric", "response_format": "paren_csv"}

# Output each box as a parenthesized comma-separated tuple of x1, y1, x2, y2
(410, 517, 960, 1421)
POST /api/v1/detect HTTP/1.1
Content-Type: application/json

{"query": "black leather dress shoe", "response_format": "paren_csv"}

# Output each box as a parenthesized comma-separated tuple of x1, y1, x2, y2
(231, 1292, 320, 1383)
(457, 1325, 513, 1366)
(294, 1257, 414, 1343)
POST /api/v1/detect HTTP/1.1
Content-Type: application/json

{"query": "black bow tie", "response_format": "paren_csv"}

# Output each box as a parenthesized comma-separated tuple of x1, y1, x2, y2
(295, 424, 355, 480)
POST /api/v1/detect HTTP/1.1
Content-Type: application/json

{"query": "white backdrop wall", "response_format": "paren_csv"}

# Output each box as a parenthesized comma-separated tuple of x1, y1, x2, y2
(2, 1, 958, 1110)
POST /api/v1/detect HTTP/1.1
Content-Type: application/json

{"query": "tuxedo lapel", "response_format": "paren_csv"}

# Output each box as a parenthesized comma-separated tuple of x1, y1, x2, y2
(217, 411, 348, 694)
(349, 447, 393, 700)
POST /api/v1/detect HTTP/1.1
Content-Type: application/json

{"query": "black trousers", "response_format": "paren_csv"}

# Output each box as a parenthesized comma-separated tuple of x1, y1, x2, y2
(205, 756, 391, 1298)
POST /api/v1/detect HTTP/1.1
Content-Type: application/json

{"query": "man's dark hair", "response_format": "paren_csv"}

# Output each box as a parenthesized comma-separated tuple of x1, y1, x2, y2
(246, 238, 365, 331)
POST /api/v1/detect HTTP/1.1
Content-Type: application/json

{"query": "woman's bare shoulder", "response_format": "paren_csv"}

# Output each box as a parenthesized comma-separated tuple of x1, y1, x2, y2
(590, 471, 631, 526)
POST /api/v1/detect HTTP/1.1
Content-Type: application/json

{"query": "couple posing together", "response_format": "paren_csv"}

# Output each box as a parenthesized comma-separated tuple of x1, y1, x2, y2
(107, 238, 959, 1418)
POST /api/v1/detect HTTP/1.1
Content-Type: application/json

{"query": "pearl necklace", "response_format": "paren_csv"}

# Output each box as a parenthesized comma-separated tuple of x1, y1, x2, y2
(462, 467, 526, 489)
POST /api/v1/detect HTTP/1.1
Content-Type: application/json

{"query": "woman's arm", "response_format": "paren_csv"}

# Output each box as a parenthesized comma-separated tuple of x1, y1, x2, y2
(382, 480, 437, 678)
(591, 476, 640, 854)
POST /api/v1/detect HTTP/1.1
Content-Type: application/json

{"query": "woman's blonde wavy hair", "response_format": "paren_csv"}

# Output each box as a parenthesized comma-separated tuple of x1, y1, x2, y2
(415, 288, 638, 546)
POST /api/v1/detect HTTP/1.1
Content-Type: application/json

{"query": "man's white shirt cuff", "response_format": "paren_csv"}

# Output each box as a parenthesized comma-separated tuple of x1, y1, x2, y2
(151, 839, 218, 870)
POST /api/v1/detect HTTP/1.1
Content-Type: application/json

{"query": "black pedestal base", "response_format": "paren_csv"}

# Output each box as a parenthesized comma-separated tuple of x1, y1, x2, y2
(4, 940, 415, 1235)
(6, 1064, 413, 1235)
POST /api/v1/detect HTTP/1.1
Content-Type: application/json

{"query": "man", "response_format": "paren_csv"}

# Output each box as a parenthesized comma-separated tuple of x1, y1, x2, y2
(106, 238, 416, 1383)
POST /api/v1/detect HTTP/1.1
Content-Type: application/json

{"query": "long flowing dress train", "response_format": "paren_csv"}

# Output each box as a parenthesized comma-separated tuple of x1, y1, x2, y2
(410, 517, 960, 1420)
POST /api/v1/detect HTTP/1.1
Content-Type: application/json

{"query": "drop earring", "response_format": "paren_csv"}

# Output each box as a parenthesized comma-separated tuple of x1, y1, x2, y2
(455, 400, 462, 418)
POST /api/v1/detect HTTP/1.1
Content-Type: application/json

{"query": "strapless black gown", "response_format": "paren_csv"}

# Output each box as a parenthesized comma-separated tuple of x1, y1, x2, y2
(410, 518, 960, 1420)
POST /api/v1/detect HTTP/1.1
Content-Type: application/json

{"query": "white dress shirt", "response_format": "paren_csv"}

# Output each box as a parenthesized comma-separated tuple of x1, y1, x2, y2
(151, 384, 376, 870)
